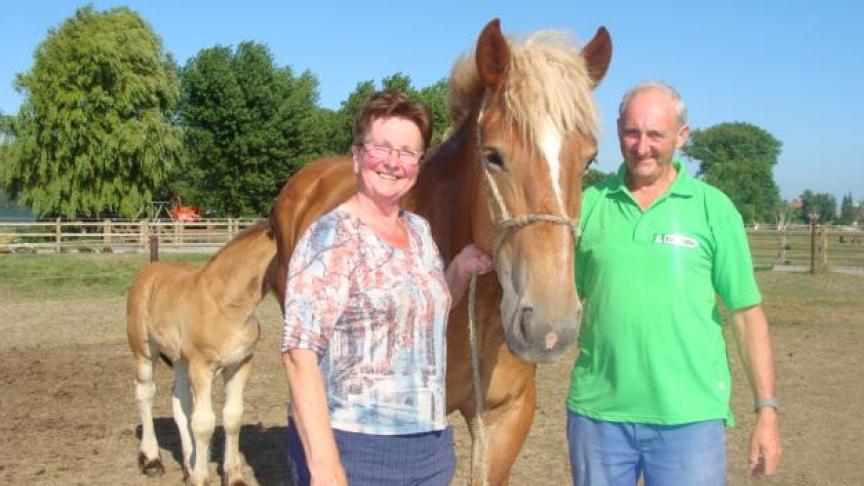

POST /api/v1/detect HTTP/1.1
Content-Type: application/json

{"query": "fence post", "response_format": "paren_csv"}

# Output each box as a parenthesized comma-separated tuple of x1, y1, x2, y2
(103, 219, 111, 250)
(55, 217, 62, 253)
(820, 226, 829, 270)
(149, 235, 159, 262)
(139, 220, 147, 250)
(776, 225, 787, 265)
(809, 212, 820, 274)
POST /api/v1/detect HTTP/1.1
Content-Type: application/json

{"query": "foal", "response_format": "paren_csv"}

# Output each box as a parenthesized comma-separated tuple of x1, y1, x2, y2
(126, 221, 277, 486)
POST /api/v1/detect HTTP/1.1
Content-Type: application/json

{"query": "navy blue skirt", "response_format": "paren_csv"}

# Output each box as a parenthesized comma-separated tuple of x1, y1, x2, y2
(286, 418, 456, 486)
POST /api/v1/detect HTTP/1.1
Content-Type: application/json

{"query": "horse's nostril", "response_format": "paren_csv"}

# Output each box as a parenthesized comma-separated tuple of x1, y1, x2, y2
(519, 306, 534, 340)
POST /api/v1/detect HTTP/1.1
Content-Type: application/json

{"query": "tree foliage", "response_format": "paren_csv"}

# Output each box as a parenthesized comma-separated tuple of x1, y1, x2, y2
(0, 6, 182, 218)
(583, 168, 613, 189)
(682, 122, 782, 223)
(176, 42, 330, 217)
(838, 192, 855, 225)
(330, 74, 451, 154)
(798, 190, 836, 223)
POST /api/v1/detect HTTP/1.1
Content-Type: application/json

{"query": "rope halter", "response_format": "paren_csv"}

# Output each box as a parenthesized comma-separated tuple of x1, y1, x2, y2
(466, 162, 582, 485)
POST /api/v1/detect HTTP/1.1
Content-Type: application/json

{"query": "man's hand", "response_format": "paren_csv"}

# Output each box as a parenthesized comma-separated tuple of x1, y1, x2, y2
(749, 406, 781, 477)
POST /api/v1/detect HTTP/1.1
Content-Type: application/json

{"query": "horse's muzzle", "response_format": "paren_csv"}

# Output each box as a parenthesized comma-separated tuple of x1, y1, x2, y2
(504, 303, 582, 362)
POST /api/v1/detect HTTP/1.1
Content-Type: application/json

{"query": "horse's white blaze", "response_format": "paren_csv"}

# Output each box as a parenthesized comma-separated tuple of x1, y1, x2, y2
(540, 118, 565, 212)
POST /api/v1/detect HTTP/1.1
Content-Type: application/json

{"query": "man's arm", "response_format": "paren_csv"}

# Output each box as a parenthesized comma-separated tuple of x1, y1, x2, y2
(731, 304, 782, 477)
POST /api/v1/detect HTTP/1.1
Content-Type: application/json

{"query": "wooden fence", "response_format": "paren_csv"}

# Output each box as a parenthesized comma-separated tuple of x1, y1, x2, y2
(0, 218, 264, 254)
(747, 224, 864, 271)
(2, 219, 863, 271)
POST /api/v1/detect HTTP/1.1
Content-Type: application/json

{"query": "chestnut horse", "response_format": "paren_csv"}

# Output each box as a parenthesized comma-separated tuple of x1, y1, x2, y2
(271, 19, 611, 484)
(127, 222, 277, 486)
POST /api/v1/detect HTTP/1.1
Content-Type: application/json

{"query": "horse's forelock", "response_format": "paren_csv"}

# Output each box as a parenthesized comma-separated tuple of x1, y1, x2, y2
(448, 30, 600, 144)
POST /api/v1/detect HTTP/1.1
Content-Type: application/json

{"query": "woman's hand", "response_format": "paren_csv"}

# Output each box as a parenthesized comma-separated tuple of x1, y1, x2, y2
(446, 244, 494, 307)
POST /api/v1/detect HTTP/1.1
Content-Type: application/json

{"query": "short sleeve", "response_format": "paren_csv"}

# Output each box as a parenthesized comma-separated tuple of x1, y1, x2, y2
(708, 192, 762, 310)
(411, 214, 445, 273)
(280, 214, 355, 354)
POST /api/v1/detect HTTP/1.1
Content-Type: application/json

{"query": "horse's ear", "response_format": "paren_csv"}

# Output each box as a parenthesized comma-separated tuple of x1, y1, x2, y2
(582, 26, 612, 87)
(475, 18, 510, 89)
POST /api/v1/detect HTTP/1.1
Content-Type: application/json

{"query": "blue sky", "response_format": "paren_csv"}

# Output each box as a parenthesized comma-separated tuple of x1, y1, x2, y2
(1, 1, 861, 203)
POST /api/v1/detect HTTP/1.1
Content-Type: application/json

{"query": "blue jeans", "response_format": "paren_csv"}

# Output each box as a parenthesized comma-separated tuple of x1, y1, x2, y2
(286, 418, 455, 486)
(567, 411, 726, 486)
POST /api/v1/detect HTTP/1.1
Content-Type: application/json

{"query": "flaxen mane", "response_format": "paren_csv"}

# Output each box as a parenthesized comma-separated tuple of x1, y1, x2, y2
(448, 30, 600, 144)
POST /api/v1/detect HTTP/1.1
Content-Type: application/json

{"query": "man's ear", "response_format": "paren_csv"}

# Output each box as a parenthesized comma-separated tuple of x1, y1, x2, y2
(676, 124, 690, 148)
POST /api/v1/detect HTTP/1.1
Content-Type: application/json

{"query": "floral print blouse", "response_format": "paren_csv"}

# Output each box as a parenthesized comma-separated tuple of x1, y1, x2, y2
(281, 205, 452, 434)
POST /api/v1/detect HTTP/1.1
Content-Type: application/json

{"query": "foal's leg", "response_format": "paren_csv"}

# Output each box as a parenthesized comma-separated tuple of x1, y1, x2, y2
(134, 346, 164, 476)
(172, 359, 195, 479)
(187, 360, 216, 486)
(221, 356, 253, 486)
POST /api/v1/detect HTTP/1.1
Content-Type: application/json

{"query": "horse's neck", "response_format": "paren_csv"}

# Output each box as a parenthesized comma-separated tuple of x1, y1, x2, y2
(411, 119, 481, 263)
(199, 230, 277, 310)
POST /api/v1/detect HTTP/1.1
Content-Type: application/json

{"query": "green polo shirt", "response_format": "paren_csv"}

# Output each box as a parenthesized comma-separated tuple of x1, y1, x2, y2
(567, 161, 761, 425)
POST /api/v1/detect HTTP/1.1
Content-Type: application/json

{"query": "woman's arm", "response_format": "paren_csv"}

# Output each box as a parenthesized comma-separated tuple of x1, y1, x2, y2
(282, 349, 347, 486)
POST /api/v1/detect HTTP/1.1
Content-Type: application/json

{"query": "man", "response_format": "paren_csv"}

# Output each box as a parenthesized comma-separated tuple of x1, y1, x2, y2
(566, 82, 781, 485)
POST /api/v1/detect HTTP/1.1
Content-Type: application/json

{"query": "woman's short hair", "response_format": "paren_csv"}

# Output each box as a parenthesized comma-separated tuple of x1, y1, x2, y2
(353, 91, 433, 151)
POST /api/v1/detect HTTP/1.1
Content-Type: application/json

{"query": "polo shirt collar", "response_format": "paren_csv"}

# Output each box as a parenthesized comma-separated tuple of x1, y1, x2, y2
(608, 159, 696, 197)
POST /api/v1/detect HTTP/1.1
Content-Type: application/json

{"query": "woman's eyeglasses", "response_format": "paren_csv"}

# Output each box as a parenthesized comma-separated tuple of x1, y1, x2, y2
(361, 141, 422, 165)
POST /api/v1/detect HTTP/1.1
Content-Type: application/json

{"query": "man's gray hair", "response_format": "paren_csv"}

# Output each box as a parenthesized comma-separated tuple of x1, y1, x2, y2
(618, 81, 687, 125)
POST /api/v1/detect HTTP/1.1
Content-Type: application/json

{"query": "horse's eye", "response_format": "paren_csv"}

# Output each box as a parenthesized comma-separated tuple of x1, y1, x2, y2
(484, 149, 504, 169)
(583, 153, 598, 174)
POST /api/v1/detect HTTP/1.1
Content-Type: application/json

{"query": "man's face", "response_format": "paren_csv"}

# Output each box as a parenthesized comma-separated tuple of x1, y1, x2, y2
(617, 88, 689, 184)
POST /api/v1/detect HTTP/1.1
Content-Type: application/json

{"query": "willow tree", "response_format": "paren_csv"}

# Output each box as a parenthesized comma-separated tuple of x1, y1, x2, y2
(0, 6, 183, 218)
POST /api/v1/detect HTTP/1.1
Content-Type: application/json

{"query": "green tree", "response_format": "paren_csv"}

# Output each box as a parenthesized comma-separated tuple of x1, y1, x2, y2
(177, 42, 327, 217)
(798, 190, 836, 223)
(838, 192, 855, 225)
(0, 6, 183, 218)
(332, 80, 376, 154)
(415, 79, 451, 147)
(583, 168, 613, 189)
(682, 122, 782, 223)
(332, 75, 451, 154)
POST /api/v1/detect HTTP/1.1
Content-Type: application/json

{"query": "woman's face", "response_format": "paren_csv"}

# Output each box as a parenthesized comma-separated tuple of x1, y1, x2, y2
(353, 116, 423, 208)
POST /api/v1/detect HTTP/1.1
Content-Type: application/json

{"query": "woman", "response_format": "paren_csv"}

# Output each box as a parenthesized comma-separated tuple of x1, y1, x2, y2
(281, 91, 493, 486)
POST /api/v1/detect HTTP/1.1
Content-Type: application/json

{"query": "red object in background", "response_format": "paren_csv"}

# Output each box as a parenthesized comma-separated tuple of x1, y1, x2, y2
(168, 206, 201, 222)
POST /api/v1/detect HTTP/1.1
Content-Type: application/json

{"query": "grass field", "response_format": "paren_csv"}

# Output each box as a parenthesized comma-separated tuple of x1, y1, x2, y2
(0, 253, 210, 299)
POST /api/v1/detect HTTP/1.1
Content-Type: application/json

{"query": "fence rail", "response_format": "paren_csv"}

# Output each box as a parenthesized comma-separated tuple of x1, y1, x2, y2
(2, 220, 863, 271)
(0, 218, 264, 254)
(747, 225, 864, 270)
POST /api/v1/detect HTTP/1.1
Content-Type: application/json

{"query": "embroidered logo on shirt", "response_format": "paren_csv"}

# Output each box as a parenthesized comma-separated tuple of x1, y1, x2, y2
(653, 233, 699, 248)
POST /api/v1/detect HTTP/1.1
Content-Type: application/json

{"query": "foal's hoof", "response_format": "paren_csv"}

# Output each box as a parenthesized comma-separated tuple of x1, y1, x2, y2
(222, 478, 247, 486)
(137, 452, 165, 477)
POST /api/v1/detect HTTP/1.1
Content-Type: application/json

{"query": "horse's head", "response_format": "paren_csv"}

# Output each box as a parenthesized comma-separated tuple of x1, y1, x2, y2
(457, 19, 611, 362)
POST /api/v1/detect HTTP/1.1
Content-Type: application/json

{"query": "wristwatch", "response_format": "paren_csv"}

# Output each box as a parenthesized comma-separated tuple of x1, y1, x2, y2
(754, 398, 779, 412)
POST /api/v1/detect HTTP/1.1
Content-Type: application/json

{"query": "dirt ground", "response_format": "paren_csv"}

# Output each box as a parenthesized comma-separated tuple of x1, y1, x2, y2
(1, 271, 862, 485)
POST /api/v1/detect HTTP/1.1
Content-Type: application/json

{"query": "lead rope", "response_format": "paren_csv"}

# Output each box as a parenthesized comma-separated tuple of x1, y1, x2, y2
(467, 166, 580, 485)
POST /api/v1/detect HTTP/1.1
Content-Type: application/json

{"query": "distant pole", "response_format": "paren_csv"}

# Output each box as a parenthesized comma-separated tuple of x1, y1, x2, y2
(809, 211, 820, 274)
(149, 235, 159, 262)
